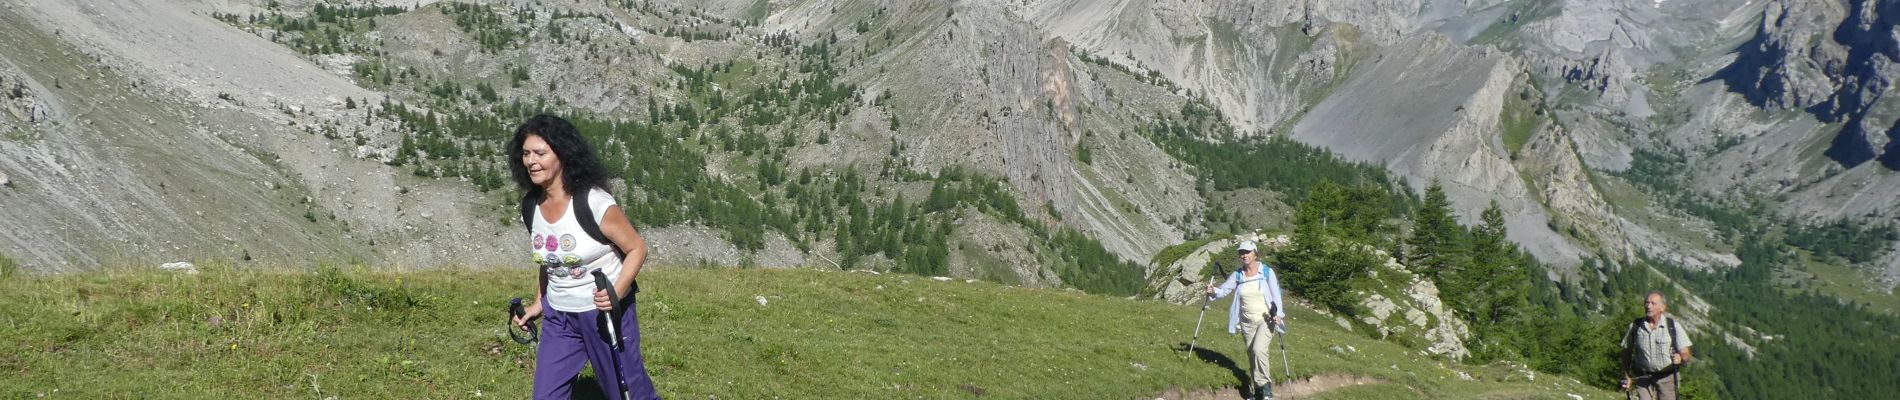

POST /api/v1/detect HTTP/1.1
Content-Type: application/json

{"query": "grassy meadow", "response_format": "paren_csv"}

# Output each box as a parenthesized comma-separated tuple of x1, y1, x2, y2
(0, 265, 1615, 399)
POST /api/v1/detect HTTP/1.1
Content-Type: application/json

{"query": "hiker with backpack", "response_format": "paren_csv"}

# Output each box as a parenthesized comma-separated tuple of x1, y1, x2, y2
(506, 115, 661, 400)
(1621, 290, 1692, 400)
(1204, 240, 1287, 400)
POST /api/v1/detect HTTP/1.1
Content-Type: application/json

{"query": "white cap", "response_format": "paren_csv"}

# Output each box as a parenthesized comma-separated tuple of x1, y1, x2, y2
(1238, 240, 1258, 253)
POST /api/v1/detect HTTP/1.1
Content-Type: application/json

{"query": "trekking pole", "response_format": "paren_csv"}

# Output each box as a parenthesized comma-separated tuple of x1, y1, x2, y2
(1271, 303, 1291, 382)
(1184, 262, 1227, 362)
(1278, 328, 1291, 382)
(591, 270, 632, 400)
(508, 297, 538, 344)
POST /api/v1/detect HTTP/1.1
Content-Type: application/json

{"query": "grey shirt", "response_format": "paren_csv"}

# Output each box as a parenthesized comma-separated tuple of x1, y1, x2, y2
(1622, 315, 1692, 373)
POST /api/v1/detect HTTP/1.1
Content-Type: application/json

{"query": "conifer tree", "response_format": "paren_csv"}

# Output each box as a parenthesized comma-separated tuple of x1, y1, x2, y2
(1406, 181, 1465, 281)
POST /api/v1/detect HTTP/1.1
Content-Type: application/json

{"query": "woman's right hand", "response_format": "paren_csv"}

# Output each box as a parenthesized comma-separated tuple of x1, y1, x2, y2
(512, 301, 543, 331)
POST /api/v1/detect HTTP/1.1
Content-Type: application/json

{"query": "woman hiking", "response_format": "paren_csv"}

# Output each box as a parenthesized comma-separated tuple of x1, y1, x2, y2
(507, 114, 660, 400)
(1205, 240, 1287, 400)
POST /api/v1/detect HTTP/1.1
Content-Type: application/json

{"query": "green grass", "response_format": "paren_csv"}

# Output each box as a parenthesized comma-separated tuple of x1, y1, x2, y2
(1596, 176, 1729, 254)
(1152, 235, 1226, 272)
(0, 266, 1617, 398)
(1499, 84, 1543, 157)
(955, 238, 1022, 286)
(710, 58, 758, 92)
(0, 252, 16, 279)
(1793, 256, 1900, 314)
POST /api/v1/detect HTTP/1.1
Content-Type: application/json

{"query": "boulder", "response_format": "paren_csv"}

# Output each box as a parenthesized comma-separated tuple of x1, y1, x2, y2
(1150, 238, 1236, 305)
(158, 261, 198, 274)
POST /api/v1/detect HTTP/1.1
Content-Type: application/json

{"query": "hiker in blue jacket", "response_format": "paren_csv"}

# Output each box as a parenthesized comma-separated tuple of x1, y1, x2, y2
(1205, 240, 1287, 400)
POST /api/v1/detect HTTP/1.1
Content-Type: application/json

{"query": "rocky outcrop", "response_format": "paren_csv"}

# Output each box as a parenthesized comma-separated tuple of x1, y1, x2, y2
(1516, 112, 1636, 264)
(1151, 237, 1239, 306)
(0, 70, 52, 129)
(1357, 253, 1472, 360)
(1879, 244, 1900, 291)
(1719, 0, 1900, 169)
(1553, 46, 1639, 108)
(1718, 0, 1843, 111)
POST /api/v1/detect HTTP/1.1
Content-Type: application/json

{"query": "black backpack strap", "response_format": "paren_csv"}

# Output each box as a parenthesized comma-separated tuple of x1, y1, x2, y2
(519, 192, 539, 233)
(1624, 317, 1645, 372)
(1626, 317, 1645, 347)
(1667, 317, 1679, 353)
(574, 188, 636, 295)
(572, 189, 613, 248)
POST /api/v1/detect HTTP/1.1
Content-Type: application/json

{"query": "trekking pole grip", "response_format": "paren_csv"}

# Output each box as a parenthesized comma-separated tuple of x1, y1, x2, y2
(508, 297, 538, 344)
(590, 270, 621, 315)
(1205, 262, 1227, 302)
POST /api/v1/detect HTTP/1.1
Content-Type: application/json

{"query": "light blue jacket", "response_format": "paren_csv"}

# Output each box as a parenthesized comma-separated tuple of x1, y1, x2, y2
(1207, 263, 1286, 334)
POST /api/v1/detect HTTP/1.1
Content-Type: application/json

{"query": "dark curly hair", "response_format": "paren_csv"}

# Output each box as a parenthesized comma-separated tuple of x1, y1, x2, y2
(507, 114, 611, 199)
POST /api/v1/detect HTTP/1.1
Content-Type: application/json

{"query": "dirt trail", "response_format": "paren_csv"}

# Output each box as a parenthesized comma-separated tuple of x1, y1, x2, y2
(1148, 374, 1386, 400)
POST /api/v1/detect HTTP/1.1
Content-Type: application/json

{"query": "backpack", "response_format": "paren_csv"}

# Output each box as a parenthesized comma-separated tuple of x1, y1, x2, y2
(521, 190, 636, 295)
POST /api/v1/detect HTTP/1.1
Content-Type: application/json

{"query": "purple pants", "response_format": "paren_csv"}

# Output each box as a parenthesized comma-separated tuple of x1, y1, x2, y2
(533, 303, 660, 400)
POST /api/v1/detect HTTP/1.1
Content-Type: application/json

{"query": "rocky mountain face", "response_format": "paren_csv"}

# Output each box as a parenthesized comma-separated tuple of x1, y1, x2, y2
(743, 0, 1206, 280)
(1720, 0, 1843, 112)
(1291, 35, 1603, 267)
(1, 0, 1896, 295)
(1695, 0, 1900, 286)
(1722, 0, 1900, 169)
(0, 0, 517, 273)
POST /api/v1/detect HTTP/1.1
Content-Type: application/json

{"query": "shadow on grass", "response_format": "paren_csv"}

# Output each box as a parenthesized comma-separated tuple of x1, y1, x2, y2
(1179, 342, 1252, 397)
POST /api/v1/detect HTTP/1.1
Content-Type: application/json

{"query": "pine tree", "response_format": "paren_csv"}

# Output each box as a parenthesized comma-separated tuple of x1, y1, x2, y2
(1290, 180, 1389, 245)
(1405, 181, 1465, 280)
(1280, 180, 1383, 315)
(1456, 200, 1531, 360)
(926, 179, 953, 212)
(1277, 226, 1379, 316)
(1468, 200, 1528, 323)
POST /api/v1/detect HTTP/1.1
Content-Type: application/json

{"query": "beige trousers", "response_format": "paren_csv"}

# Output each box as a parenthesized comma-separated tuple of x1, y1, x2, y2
(1239, 319, 1276, 390)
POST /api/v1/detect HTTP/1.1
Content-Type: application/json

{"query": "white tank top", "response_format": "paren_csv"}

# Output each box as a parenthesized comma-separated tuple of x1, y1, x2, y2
(1237, 274, 1270, 323)
(528, 188, 624, 313)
